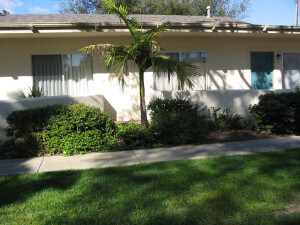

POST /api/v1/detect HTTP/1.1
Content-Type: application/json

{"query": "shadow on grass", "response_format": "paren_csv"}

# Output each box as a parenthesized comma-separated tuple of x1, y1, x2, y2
(0, 171, 82, 207)
(1, 149, 300, 225)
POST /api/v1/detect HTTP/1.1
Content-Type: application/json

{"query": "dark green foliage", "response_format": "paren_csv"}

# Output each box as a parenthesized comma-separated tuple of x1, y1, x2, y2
(0, 135, 42, 159)
(5, 105, 64, 138)
(249, 91, 300, 134)
(60, 0, 249, 19)
(1, 104, 117, 158)
(148, 98, 207, 145)
(208, 107, 243, 131)
(116, 121, 156, 149)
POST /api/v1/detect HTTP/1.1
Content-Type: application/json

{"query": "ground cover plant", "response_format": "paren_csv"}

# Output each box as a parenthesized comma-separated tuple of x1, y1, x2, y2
(0, 149, 300, 224)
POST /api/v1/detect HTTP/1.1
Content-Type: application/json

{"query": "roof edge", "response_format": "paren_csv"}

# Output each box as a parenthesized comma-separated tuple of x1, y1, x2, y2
(1, 22, 300, 35)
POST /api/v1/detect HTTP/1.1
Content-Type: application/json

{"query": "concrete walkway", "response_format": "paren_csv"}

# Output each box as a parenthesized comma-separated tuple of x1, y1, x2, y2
(1, 136, 300, 176)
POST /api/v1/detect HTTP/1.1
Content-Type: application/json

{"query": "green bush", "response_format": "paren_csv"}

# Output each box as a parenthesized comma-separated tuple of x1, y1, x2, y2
(5, 105, 63, 138)
(249, 91, 300, 134)
(0, 134, 42, 159)
(1, 104, 117, 158)
(116, 121, 156, 149)
(148, 98, 207, 145)
(208, 107, 243, 131)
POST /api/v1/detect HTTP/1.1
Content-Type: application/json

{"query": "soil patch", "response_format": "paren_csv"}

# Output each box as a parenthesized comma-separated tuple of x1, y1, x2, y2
(275, 194, 300, 218)
(201, 130, 287, 144)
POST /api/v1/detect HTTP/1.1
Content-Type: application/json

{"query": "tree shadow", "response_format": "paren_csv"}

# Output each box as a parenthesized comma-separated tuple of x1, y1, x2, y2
(0, 170, 82, 207)
(13, 149, 297, 224)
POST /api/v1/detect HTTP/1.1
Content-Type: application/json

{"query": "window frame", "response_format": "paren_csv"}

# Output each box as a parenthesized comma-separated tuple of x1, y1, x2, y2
(282, 52, 300, 89)
(31, 53, 94, 96)
(154, 51, 208, 91)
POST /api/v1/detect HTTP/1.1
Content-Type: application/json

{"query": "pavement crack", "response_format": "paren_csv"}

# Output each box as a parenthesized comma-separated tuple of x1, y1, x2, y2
(130, 150, 141, 164)
(37, 157, 45, 173)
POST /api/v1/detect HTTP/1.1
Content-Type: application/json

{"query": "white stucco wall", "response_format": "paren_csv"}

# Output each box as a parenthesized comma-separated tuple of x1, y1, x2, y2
(152, 89, 293, 117)
(0, 34, 300, 121)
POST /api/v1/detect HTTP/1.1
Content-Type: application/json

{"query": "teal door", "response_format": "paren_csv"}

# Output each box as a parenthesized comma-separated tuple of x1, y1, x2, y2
(251, 52, 273, 89)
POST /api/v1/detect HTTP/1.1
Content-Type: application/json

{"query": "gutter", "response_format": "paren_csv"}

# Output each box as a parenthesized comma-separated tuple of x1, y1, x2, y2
(1, 22, 300, 35)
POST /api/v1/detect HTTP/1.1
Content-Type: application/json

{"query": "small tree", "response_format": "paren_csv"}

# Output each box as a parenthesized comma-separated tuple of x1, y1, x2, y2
(82, 0, 200, 125)
(0, 9, 10, 15)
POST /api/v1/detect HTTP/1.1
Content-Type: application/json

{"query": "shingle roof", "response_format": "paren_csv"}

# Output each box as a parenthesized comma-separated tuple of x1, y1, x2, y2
(0, 14, 249, 25)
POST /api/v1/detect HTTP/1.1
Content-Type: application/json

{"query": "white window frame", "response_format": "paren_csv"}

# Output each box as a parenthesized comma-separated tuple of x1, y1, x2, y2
(31, 53, 94, 96)
(282, 52, 300, 89)
(154, 51, 208, 90)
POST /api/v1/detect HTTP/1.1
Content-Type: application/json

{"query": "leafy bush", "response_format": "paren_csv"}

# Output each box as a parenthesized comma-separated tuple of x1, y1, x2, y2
(249, 91, 300, 134)
(0, 134, 42, 159)
(1, 104, 117, 158)
(208, 107, 243, 131)
(148, 98, 207, 145)
(116, 121, 156, 149)
(5, 105, 65, 138)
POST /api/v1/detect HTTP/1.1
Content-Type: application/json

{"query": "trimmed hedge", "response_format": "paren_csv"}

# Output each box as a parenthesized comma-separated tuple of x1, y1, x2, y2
(148, 99, 207, 145)
(249, 91, 300, 134)
(116, 121, 156, 149)
(0, 104, 117, 158)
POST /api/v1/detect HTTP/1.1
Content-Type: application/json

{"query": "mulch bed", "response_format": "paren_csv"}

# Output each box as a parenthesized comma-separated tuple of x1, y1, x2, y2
(201, 130, 287, 144)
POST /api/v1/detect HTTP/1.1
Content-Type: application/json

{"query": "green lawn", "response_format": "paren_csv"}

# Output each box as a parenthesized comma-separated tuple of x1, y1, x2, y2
(1, 149, 300, 225)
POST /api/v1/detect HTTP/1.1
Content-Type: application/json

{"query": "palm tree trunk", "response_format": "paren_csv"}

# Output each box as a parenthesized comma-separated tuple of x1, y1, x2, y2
(139, 69, 148, 126)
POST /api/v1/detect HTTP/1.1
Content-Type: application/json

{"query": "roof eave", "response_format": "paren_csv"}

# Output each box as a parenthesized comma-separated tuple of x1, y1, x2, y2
(1, 22, 300, 35)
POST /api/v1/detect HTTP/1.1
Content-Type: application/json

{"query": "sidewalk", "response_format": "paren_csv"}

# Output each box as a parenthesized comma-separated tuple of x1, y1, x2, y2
(1, 136, 300, 176)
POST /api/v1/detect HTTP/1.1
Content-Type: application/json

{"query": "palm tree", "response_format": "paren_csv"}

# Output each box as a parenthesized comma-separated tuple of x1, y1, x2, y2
(82, 0, 200, 125)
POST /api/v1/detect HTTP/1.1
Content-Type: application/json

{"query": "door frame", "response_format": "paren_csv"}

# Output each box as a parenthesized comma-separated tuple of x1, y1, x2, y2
(250, 51, 274, 90)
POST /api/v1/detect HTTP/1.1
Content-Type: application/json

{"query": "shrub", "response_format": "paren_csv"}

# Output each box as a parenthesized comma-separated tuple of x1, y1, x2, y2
(1, 104, 117, 158)
(116, 121, 156, 149)
(148, 98, 207, 145)
(249, 91, 300, 134)
(40, 104, 117, 155)
(5, 105, 63, 138)
(208, 107, 243, 131)
(0, 134, 42, 159)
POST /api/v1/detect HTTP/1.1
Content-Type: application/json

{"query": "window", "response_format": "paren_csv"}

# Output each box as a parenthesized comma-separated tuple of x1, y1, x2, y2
(153, 52, 207, 91)
(32, 54, 93, 96)
(283, 53, 300, 89)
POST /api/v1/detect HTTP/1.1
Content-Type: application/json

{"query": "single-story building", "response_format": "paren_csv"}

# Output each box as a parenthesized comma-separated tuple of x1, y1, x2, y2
(0, 14, 299, 122)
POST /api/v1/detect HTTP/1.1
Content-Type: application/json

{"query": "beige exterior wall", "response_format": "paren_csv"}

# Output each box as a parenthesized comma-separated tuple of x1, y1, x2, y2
(0, 34, 300, 121)
(152, 89, 293, 117)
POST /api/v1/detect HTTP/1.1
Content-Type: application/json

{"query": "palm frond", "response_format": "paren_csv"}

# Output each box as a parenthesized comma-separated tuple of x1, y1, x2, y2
(152, 56, 201, 89)
(139, 23, 170, 41)
(103, 45, 132, 87)
(80, 44, 113, 55)
(100, 0, 139, 38)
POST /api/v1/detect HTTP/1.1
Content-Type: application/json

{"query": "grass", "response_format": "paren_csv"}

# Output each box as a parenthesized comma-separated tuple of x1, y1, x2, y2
(0, 149, 300, 225)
